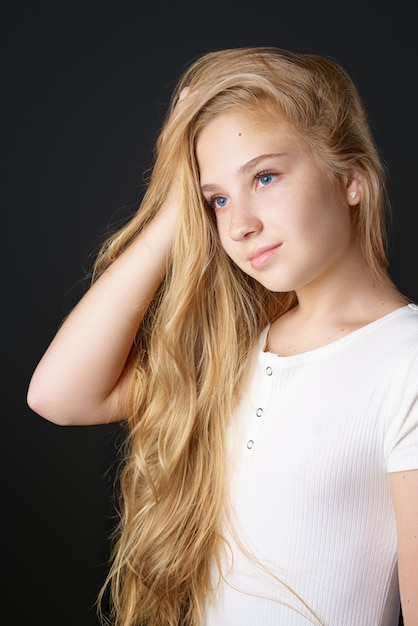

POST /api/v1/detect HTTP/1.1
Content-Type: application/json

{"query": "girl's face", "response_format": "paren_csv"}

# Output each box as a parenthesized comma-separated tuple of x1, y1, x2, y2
(196, 110, 359, 295)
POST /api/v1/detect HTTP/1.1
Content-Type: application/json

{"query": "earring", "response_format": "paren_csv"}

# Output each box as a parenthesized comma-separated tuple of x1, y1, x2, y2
(349, 191, 357, 199)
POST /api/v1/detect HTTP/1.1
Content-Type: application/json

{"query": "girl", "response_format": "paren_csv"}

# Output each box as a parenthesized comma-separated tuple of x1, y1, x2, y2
(27, 47, 418, 626)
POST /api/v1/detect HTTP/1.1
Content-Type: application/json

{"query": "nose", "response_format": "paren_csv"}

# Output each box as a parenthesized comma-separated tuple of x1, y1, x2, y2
(229, 200, 263, 241)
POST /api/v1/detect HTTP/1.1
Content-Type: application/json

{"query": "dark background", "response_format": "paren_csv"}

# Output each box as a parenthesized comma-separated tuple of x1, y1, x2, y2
(2, 1, 416, 624)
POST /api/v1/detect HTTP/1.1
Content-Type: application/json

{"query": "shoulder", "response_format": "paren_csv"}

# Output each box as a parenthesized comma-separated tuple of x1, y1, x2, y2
(379, 305, 418, 379)
(377, 303, 418, 347)
(381, 305, 418, 409)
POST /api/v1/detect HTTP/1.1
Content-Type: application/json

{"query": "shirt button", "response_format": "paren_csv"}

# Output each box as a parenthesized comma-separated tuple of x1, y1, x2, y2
(256, 407, 263, 417)
(266, 366, 273, 376)
(247, 440, 254, 449)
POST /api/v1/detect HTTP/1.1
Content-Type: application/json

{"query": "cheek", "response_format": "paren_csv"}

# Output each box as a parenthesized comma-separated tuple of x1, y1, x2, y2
(296, 185, 348, 237)
(215, 223, 246, 267)
(306, 206, 352, 259)
(214, 217, 230, 250)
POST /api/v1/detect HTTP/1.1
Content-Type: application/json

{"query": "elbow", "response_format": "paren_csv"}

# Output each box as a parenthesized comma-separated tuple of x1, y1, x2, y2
(27, 375, 75, 426)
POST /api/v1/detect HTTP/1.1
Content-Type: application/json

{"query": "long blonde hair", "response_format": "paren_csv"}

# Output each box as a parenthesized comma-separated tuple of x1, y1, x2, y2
(96, 47, 389, 626)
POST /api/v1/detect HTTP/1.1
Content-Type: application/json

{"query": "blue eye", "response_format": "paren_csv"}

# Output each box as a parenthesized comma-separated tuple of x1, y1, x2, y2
(257, 173, 275, 186)
(214, 196, 227, 208)
(207, 195, 228, 210)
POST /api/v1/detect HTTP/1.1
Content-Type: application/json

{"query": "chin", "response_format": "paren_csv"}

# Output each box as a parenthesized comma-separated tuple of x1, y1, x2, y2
(254, 278, 295, 293)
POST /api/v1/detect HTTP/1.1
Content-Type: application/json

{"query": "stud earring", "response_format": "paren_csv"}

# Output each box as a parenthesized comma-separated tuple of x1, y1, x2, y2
(349, 191, 357, 199)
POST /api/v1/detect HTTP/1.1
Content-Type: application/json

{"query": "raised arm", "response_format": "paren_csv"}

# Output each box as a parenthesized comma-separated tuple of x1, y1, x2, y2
(27, 196, 178, 426)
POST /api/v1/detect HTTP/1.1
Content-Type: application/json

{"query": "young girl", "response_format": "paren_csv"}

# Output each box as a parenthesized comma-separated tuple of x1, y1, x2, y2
(27, 47, 418, 626)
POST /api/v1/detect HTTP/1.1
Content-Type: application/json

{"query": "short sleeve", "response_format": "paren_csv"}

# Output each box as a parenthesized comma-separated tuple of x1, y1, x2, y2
(385, 349, 418, 473)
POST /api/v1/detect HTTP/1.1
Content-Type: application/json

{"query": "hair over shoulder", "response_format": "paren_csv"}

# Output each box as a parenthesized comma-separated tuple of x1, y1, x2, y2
(96, 46, 389, 626)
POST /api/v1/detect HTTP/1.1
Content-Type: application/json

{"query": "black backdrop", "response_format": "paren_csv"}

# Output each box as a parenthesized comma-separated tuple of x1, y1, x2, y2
(2, 1, 416, 624)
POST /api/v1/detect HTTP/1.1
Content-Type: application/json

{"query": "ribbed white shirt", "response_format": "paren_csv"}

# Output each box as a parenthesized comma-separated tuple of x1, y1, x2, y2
(204, 304, 418, 626)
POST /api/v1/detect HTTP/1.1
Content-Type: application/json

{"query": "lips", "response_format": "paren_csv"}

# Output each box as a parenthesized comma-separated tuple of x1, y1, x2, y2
(249, 244, 282, 269)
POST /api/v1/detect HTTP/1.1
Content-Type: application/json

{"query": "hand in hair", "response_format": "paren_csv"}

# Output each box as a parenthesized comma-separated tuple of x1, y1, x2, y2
(27, 158, 181, 426)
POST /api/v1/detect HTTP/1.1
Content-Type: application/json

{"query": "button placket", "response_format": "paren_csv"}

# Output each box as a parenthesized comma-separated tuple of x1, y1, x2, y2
(244, 360, 274, 457)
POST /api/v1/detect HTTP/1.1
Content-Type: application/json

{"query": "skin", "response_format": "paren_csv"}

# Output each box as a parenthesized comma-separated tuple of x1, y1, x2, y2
(197, 109, 417, 624)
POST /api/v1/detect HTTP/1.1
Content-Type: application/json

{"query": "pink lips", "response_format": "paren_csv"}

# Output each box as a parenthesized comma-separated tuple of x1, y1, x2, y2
(249, 244, 282, 269)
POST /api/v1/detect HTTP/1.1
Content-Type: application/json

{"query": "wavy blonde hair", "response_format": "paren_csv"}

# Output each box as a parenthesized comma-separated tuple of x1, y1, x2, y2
(96, 47, 389, 626)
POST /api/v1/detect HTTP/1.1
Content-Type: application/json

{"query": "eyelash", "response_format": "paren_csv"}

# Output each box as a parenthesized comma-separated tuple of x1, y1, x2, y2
(205, 195, 227, 211)
(255, 171, 277, 187)
(204, 170, 279, 211)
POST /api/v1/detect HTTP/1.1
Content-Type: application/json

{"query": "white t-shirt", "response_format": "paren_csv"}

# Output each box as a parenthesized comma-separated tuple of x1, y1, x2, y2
(203, 304, 418, 626)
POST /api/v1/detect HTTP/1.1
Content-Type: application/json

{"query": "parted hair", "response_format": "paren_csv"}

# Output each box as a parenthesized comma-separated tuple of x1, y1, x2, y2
(95, 47, 389, 626)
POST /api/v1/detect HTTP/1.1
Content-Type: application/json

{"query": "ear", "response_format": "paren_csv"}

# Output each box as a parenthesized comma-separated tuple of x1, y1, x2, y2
(345, 169, 362, 206)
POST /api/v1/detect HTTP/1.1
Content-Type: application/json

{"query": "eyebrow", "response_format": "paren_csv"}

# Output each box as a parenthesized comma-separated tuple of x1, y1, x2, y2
(240, 152, 288, 174)
(200, 153, 288, 193)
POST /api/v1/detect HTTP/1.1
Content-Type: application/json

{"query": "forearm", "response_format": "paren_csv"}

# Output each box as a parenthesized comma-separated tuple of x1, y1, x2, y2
(27, 204, 177, 426)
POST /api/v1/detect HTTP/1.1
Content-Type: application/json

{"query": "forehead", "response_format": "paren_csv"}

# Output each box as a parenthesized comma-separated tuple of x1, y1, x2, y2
(196, 109, 300, 176)
(197, 107, 292, 142)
